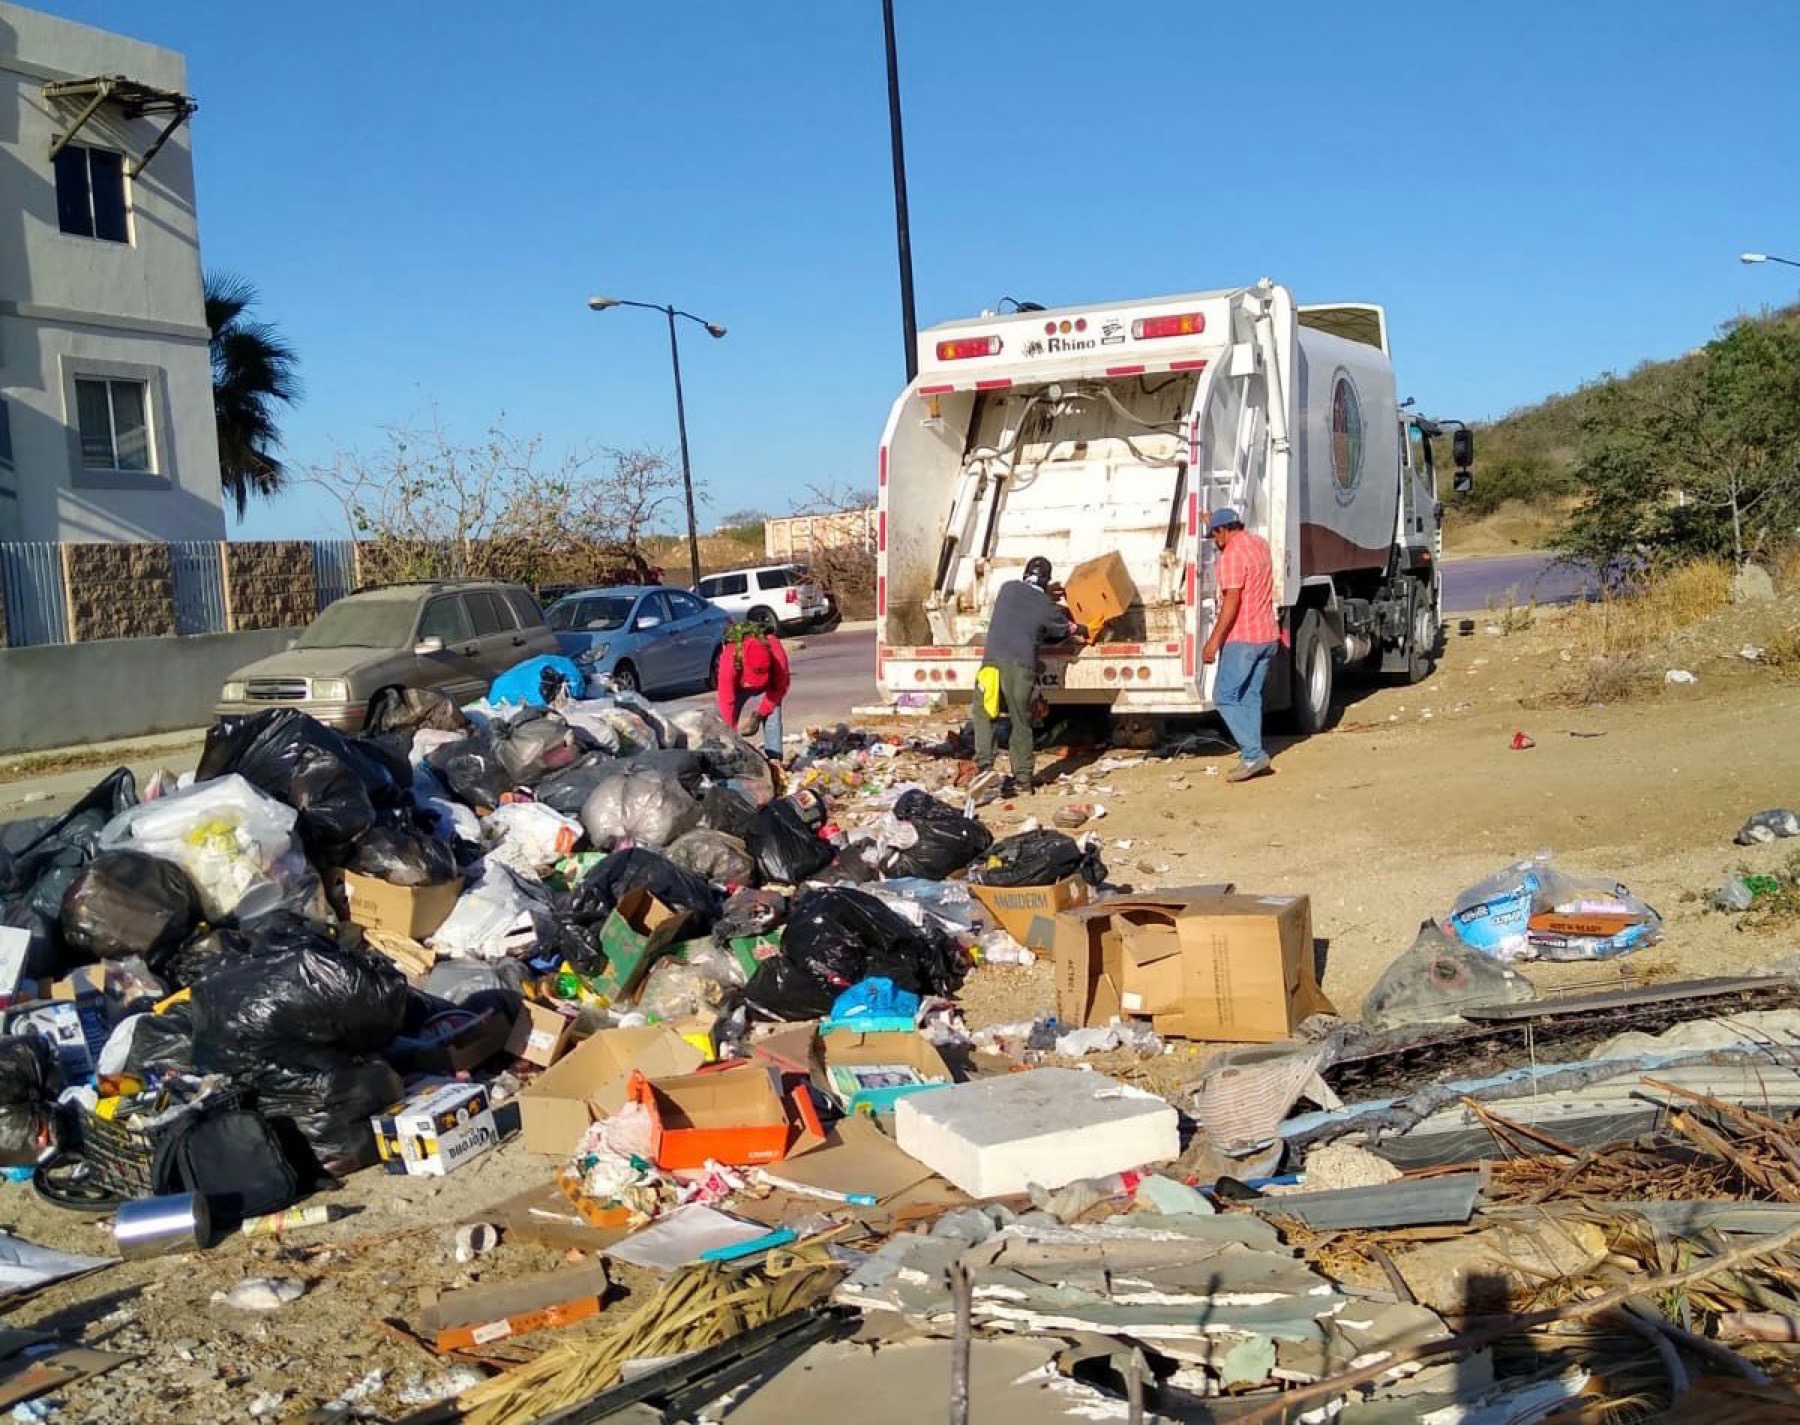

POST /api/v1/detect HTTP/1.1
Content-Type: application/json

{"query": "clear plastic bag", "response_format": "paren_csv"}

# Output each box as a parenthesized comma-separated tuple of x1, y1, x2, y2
(636, 943, 746, 1019)
(1444, 850, 1662, 962)
(580, 764, 701, 851)
(665, 829, 756, 885)
(98, 774, 319, 922)
(1737, 810, 1800, 846)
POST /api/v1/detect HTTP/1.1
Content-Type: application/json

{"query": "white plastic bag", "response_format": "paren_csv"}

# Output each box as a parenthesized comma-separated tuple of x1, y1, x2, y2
(483, 802, 582, 875)
(428, 864, 555, 962)
(99, 774, 317, 921)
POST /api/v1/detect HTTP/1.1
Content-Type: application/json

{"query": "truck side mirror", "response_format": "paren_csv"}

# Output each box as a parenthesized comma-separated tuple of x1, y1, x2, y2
(1453, 470, 1474, 495)
(1452, 428, 1474, 468)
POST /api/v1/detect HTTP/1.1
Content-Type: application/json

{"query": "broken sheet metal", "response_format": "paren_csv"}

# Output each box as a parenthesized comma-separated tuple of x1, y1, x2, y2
(1251, 1171, 1485, 1230)
(835, 1202, 1448, 1399)
(1283, 1051, 1800, 1168)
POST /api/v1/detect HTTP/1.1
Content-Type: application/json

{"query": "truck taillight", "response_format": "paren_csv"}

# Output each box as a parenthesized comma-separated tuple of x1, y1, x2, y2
(936, 335, 1002, 360)
(785, 589, 797, 604)
(1132, 312, 1206, 339)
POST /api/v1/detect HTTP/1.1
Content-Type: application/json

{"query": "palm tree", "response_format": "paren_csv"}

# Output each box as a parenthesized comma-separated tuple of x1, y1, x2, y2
(205, 271, 301, 516)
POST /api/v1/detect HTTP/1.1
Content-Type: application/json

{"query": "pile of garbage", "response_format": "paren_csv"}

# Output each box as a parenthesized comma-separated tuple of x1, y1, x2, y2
(7, 667, 1800, 1423)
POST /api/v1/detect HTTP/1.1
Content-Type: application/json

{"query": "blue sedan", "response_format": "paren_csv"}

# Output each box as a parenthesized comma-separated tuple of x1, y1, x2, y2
(544, 585, 732, 695)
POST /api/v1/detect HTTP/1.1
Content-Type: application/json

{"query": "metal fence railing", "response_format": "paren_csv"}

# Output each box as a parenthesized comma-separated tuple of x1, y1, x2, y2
(314, 539, 357, 611)
(169, 541, 227, 636)
(0, 541, 68, 646)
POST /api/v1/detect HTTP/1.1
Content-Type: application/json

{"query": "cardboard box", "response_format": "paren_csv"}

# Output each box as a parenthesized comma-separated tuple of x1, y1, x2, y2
(591, 889, 693, 1003)
(516, 1026, 703, 1157)
(811, 1029, 952, 1115)
(508, 1000, 574, 1069)
(423, 1264, 610, 1353)
(968, 876, 1091, 952)
(1053, 892, 1334, 1043)
(1063, 551, 1137, 640)
(629, 1064, 820, 1170)
(336, 870, 463, 941)
(372, 1082, 501, 1177)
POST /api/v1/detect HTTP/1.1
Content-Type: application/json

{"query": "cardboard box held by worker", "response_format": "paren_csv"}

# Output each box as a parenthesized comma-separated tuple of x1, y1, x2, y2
(1053, 892, 1334, 1043)
(1062, 552, 1137, 640)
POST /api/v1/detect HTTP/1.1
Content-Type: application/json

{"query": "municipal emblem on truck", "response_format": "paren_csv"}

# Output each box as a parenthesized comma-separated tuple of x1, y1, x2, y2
(1329, 368, 1365, 505)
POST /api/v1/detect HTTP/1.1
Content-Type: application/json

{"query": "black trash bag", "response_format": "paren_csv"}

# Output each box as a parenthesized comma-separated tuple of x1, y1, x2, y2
(59, 849, 200, 968)
(744, 800, 835, 885)
(117, 1007, 195, 1078)
(491, 711, 594, 788)
(738, 887, 962, 1021)
(162, 925, 251, 990)
(362, 686, 470, 741)
(713, 887, 789, 944)
(885, 789, 993, 880)
(560, 847, 716, 933)
(534, 750, 621, 817)
(699, 784, 759, 840)
(351, 734, 414, 792)
(200, 710, 403, 856)
(666, 829, 756, 886)
(190, 914, 410, 1061)
(0, 769, 137, 976)
(343, 815, 458, 888)
(0, 1035, 57, 1167)
(251, 1048, 403, 1177)
(426, 732, 512, 810)
(971, 828, 1106, 888)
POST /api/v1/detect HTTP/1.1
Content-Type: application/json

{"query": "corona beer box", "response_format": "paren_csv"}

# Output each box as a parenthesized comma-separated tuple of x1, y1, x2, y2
(373, 1082, 501, 1178)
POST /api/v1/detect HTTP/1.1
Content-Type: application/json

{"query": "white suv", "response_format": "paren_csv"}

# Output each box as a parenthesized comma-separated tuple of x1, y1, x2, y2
(696, 564, 828, 631)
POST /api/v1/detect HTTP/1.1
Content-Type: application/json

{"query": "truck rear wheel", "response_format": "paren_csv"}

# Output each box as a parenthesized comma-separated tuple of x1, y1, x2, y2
(1402, 578, 1437, 684)
(1290, 609, 1334, 734)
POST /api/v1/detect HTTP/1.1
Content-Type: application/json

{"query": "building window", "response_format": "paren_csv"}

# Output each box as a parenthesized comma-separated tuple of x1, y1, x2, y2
(54, 144, 128, 242)
(75, 378, 151, 471)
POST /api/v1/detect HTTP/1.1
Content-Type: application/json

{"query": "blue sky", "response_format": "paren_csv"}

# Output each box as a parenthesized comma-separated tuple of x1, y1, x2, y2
(38, 0, 1800, 539)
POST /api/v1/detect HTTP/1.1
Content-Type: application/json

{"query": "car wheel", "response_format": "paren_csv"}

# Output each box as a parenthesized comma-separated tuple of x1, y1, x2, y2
(612, 661, 640, 694)
(705, 645, 723, 691)
(748, 606, 777, 631)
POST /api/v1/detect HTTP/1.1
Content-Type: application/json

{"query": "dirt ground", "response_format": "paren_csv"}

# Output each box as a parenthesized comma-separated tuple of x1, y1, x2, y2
(9, 590, 1800, 1421)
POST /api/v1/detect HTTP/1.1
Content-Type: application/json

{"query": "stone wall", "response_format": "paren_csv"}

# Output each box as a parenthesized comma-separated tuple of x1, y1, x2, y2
(61, 542, 175, 640)
(224, 541, 318, 632)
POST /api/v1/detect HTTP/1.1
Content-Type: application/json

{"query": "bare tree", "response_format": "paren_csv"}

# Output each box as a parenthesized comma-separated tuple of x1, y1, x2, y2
(791, 481, 878, 620)
(309, 416, 689, 589)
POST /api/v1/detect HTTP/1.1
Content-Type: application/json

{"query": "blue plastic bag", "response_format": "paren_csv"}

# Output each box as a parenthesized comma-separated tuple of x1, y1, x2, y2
(489, 655, 586, 708)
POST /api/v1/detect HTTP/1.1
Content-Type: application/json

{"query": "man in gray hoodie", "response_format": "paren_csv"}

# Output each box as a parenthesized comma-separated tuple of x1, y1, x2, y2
(970, 556, 1078, 798)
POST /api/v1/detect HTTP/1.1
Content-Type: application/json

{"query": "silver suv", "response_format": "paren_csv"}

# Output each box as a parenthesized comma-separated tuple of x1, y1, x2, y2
(214, 581, 558, 730)
(695, 563, 828, 631)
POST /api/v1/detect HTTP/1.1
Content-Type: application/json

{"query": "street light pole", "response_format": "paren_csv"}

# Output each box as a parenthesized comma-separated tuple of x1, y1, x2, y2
(881, 0, 918, 382)
(663, 305, 702, 591)
(587, 294, 726, 591)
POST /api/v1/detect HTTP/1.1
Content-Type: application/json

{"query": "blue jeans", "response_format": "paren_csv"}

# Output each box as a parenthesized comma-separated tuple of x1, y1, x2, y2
(1215, 640, 1277, 766)
(734, 693, 784, 757)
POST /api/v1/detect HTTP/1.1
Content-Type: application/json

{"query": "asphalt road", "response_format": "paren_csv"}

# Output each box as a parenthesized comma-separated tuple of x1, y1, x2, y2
(0, 556, 1577, 817)
(1441, 552, 1590, 612)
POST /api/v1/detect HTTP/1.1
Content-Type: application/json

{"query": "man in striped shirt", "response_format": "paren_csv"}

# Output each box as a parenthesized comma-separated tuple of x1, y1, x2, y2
(1200, 508, 1279, 782)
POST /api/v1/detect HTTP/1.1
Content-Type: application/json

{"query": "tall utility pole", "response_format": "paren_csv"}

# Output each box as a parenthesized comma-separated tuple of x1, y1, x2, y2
(881, 0, 918, 381)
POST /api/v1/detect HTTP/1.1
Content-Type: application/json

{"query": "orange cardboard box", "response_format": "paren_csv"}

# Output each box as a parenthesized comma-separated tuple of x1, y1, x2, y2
(628, 1064, 822, 1170)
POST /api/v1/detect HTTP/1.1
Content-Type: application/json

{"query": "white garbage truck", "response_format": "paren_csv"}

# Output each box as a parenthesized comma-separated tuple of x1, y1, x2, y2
(874, 279, 1472, 731)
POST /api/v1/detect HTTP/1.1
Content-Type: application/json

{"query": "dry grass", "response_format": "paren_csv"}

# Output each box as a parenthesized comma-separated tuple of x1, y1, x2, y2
(1556, 559, 1733, 705)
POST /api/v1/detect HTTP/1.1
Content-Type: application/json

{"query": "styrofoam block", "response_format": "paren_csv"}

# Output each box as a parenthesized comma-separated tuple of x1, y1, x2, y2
(894, 1067, 1179, 1198)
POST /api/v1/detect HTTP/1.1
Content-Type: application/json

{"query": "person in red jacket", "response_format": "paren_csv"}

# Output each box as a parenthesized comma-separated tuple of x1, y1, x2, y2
(716, 622, 791, 762)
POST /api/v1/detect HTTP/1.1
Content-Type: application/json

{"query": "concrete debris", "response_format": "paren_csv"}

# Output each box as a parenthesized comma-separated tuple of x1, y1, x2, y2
(1388, 1220, 1608, 1315)
(1301, 1143, 1402, 1192)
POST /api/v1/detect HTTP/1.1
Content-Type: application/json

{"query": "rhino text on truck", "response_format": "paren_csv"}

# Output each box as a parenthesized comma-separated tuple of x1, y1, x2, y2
(875, 279, 1473, 731)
